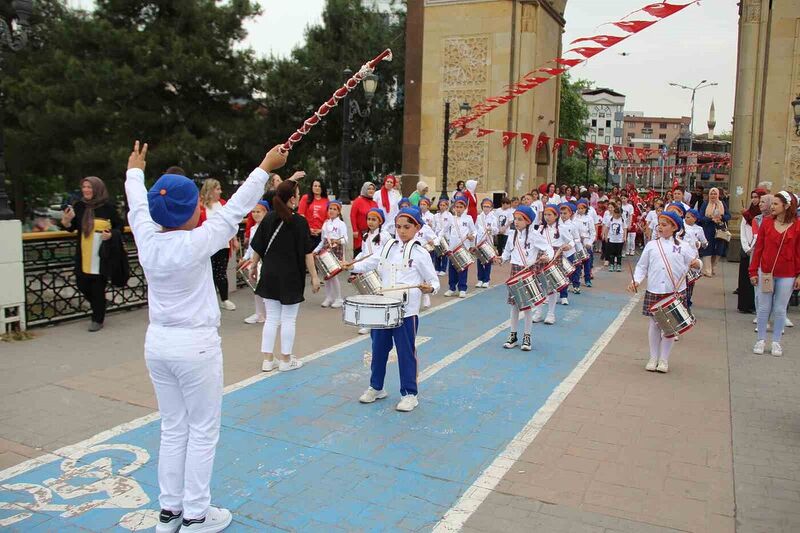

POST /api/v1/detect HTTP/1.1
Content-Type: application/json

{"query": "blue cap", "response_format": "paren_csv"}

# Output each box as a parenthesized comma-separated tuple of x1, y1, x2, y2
(686, 208, 701, 220)
(148, 174, 199, 228)
(419, 196, 431, 206)
(577, 198, 589, 206)
(666, 202, 686, 216)
(328, 199, 343, 210)
(514, 205, 535, 224)
(559, 202, 576, 214)
(481, 198, 494, 207)
(257, 200, 270, 211)
(367, 207, 386, 224)
(396, 207, 423, 226)
(453, 194, 468, 206)
(398, 197, 411, 208)
(659, 211, 684, 231)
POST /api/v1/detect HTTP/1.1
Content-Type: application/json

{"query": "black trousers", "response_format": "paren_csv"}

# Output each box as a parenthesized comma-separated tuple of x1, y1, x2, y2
(496, 234, 508, 254)
(76, 273, 107, 324)
(606, 242, 623, 266)
(210, 248, 229, 301)
(737, 250, 755, 312)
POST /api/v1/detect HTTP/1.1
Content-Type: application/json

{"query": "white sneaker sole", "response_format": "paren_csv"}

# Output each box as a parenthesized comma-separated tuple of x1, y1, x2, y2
(359, 391, 388, 404)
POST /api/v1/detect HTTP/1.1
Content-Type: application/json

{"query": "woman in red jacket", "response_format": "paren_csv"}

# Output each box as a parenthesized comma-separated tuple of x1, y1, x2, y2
(749, 191, 800, 356)
(350, 181, 377, 255)
(298, 179, 328, 250)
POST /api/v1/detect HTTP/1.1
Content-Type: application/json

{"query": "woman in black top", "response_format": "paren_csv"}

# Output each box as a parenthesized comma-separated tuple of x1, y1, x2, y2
(249, 179, 320, 373)
(60, 176, 123, 331)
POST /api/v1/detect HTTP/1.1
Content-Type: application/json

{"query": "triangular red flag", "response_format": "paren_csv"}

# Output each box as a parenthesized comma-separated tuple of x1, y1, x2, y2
(537, 134, 550, 150)
(521, 76, 550, 85)
(454, 128, 472, 139)
(567, 140, 580, 156)
(566, 46, 606, 58)
(599, 144, 609, 160)
(640, 2, 695, 19)
(552, 137, 565, 153)
(520, 133, 534, 152)
(584, 142, 596, 159)
(613, 146, 623, 159)
(476, 128, 495, 138)
(635, 148, 645, 160)
(624, 147, 635, 160)
(613, 20, 657, 34)
(554, 58, 584, 67)
(502, 131, 518, 148)
(570, 35, 628, 47)
(538, 67, 567, 76)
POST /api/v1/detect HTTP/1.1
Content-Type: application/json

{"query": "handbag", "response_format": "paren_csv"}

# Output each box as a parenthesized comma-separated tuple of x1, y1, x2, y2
(715, 223, 732, 242)
(760, 228, 787, 294)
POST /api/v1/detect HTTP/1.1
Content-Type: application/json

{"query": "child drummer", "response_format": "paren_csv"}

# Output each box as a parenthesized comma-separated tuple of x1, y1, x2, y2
(344, 207, 440, 412)
(495, 205, 553, 351)
(475, 198, 499, 288)
(441, 194, 476, 297)
(351, 207, 392, 334)
(628, 211, 701, 374)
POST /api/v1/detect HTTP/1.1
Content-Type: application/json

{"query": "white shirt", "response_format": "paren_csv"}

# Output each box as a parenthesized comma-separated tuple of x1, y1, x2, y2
(476, 211, 499, 243)
(126, 167, 268, 358)
(443, 212, 476, 251)
(530, 200, 544, 226)
(740, 217, 760, 255)
(573, 213, 597, 247)
(501, 227, 553, 267)
(540, 223, 573, 251)
(621, 203, 634, 229)
(645, 211, 659, 241)
(313, 218, 348, 253)
(634, 237, 697, 294)
(417, 222, 438, 245)
(421, 210, 434, 228)
(356, 228, 392, 260)
(682, 224, 707, 257)
(559, 218, 582, 255)
(434, 210, 454, 236)
(546, 194, 562, 205)
(352, 240, 440, 317)
(496, 207, 515, 235)
(607, 217, 626, 243)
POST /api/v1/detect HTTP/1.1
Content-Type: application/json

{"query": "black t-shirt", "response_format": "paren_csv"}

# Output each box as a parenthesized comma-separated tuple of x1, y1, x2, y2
(251, 211, 313, 305)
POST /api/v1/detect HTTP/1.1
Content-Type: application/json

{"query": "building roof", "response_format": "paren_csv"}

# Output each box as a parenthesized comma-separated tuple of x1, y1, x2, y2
(582, 87, 625, 97)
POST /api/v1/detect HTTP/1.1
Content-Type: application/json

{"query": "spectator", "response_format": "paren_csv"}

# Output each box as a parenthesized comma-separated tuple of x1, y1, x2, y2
(297, 178, 329, 250)
(698, 187, 731, 277)
(375, 175, 401, 236)
(739, 191, 770, 313)
(350, 181, 377, 255)
(199, 178, 239, 310)
(409, 180, 429, 206)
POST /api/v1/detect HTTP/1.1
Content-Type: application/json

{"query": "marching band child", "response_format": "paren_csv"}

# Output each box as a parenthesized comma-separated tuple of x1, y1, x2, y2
(442, 195, 476, 298)
(629, 211, 701, 373)
(604, 206, 626, 272)
(496, 205, 553, 351)
(536, 205, 573, 324)
(313, 200, 348, 308)
(475, 198, 499, 288)
(433, 197, 453, 276)
(352, 207, 392, 335)
(680, 208, 707, 309)
(242, 200, 270, 324)
(574, 199, 597, 288)
(416, 200, 439, 309)
(345, 208, 440, 412)
(645, 199, 664, 241)
(496, 196, 514, 253)
(419, 196, 435, 228)
(559, 202, 582, 302)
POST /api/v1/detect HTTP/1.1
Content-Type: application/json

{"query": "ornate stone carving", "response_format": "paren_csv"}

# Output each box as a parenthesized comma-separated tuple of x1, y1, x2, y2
(448, 140, 488, 183)
(442, 36, 489, 89)
(744, 1, 761, 24)
(521, 3, 537, 33)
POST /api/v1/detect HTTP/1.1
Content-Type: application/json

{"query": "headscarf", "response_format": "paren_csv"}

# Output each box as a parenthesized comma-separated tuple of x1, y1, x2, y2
(743, 188, 766, 224)
(380, 175, 395, 214)
(704, 187, 725, 219)
(360, 181, 375, 198)
(80, 176, 109, 237)
(416, 180, 429, 193)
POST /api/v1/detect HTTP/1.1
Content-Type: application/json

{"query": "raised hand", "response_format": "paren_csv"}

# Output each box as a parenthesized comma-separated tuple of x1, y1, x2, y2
(128, 141, 148, 170)
(260, 145, 289, 173)
(289, 171, 306, 182)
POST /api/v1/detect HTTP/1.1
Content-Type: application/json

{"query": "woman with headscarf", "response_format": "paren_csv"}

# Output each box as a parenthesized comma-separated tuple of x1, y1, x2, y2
(350, 181, 377, 255)
(698, 187, 731, 276)
(375, 174, 402, 235)
(60, 176, 123, 332)
(409, 180, 429, 206)
(464, 179, 478, 222)
(738, 189, 768, 313)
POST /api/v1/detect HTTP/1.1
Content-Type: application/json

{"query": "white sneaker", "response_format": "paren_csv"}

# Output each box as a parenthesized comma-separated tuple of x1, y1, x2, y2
(261, 359, 277, 372)
(155, 510, 183, 533)
(785, 318, 794, 327)
(321, 298, 332, 308)
(181, 506, 232, 533)
(544, 314, 556, 325)
(359, 387, 388, 403)
(331, 299, 344, 309)
(560, 298, 569, 306)
(645, 356, 658, 372)
(532, 309, 544, 323)
(396, 394, 419, 412)
(771, 342, 783, 357)
(244, 313, 265, 324)
(458, 291, 467, 298)
(220, 300, 236, 311)
(753, 339, 765, 355)
(437, 271, 446, 277)
(279, 358, 304, 372)
(752, 317, 757, 324)
(482, 282, 490, 289)
(358, 327, 370, 335)
(656, 360, 669, 373)
(444, 290, 455, 297)
(475, 282, 484, 288)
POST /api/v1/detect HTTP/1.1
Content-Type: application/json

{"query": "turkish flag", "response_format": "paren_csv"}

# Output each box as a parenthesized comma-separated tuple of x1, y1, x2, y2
(476, 128, 495, 138)
(613, 146, 623, 159)
(555, 58, 584, 67)
(585, 142, 596, 159)
(521, 76, 550, 85)
(624, 147, 635, 160)
(567, 140, 580, 156)
(520, 133, 534, 152)
(635, 148, 645, 160)
(538, 67, 566, 76)
(537, 134, 550, 150)
(567, 46, 606, 58)
(502, 131, 518, 147)
(454, 128, 472, 139)
(552, 137, 565, 153)
(515, 82, 541, 90)
(641, 2, 696, 19)
(487, 96, 512, 104)
(570, 35, 628, 47)
(613, 20, 657, 34)
(511, 88, 528, 96)
(599, 144, 609, 160)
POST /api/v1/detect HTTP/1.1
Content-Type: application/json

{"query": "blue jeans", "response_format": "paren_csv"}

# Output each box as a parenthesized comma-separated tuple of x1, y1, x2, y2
(448, 262, 469, 291)
(477, 260, 492, 283)
(370, 316, 419, 395)
(756, 272, 794, 342)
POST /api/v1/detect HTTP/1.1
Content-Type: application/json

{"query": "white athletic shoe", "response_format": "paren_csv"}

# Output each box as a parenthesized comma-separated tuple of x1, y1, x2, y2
(785, 318, 794, 327)
(244, 314, 265, 324)
(532, 309, 544, 323)
(220, 300, 236, 311)
(475, 281, 484, 288)
(155, 510, 183, 533)
(444, 290, 455, 297)
(437, 271, 446, 277)
(753, 339, 765, 355)
(560, 298, 569, 305)
(279, 358, 304, 372)
(359, 387, 388, 404)
(483, 282, 490, 289)
(320, 298, 332, 308)
(752, 317, 757, 324)
(771, 342, 783, 357)
(656, 360, 669, 373)
(458, 291, 467, 298)
(396, 394, 419, 412)
(358, 327, 370, 335)
(261, 359, 277, 372)
(181, 506, 232, 533)
(645, 356, 658, 372)
(544, 314, 556, 325)
(331, 299, 344, 309)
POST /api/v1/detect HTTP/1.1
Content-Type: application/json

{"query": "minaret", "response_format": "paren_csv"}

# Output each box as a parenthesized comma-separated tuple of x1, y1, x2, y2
(707, 100, 716, 140)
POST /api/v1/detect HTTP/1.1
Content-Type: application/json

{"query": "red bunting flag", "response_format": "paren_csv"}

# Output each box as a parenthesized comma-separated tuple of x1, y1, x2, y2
(598, 144, 609, 160)
(613, 20, 657, 33)
(487, 96, 513, 104)
(635, 148, 646, 160)
(537, 133, 550, 150)
(570, 34, 629, 47)
(613, 146, 623, 159)
(454, 128, 472, 139)
(552, 137, 565, 153)
(624, 147, 635, 160)
(566, 46, 606, 58)
(538, 67, 567, 76)
(567, 140, 580, 156)
(585, 142, 596, 159)
(515, 82, 542, 90)
(502, 131, 518, 147)
(554, 58, 584, 67)
(640, 2, 696, 19)
(476, 128, 494, 138)
(520, 133, 534, 152)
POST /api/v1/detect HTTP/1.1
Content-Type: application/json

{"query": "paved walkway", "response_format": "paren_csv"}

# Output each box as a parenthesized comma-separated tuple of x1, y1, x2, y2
(0, 257, 797, 532)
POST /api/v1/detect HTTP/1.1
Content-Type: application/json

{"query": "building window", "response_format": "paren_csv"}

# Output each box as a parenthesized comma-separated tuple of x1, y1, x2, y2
(598, 128, 604, 136)
(627, 133, 634, 139)
(660, 123, 667, 129)
(644, 122, 652, 128)
(591, 135, 597, 143)
(659, 134, 667, 140)
(629, 143, 634, 147)
(591, 119, 597, 127)
(605, 136, 610, 144)
(606, 120, 611, 128)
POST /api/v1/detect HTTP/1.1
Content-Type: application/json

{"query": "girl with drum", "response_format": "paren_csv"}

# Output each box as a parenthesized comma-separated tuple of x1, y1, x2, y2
(574, 200, 597, 288)
(351, 208, 392, 335)
(475, 198, 499, 288)
(536, 205, 574, 324)
(496, 205, 553, 351)
(433, 197, 453, 276)
(344, 208, 440, 412)
(558, 202, 582, 301)
(442, 195, 477, 298)
(680, 209, 707, 310)
(313, 200, 348, 308)
(628, 211, 701, 373)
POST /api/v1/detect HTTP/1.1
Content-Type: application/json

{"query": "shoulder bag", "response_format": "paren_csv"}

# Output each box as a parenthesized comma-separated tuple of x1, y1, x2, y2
(760, 226, 787, 294)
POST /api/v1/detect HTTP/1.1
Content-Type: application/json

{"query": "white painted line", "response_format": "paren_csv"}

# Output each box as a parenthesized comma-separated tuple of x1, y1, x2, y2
(419, 322, 509, 382)
(0, 287, 494, 482)
(432, 294, 641, 532)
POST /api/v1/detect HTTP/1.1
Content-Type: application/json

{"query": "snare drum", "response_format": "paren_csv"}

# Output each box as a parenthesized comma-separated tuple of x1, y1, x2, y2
(650, 295, 695, 338)
(686, 268, 702, 286)
(506, 267, 546, 310)
(315, 249, 343, 280)
(448, 245, 475, 272)
(475, 239, 498, 265)
(433, 236, 449, 257)
(342, 295, 404, 329)
(423, 241, 436, 253)
(352, 270, 383, 295)
(538, 261, 570, 293)
(572, 246, 589, 265)
(560, 254, 576, 276)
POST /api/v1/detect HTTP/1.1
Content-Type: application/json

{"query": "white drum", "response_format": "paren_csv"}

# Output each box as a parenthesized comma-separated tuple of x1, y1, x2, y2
(342, 295, 404, 329)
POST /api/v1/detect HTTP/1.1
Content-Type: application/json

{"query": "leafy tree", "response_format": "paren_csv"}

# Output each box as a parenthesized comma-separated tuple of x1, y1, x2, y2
(555, 73, 592, 186)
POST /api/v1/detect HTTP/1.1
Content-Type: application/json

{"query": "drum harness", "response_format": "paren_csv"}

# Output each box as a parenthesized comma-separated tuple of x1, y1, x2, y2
(655, 239, 684, 301)
(379, 238, 420, 304)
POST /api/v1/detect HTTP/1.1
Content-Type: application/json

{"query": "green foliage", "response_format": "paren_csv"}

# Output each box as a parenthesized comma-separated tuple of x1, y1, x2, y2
(555, 73, 594, 186)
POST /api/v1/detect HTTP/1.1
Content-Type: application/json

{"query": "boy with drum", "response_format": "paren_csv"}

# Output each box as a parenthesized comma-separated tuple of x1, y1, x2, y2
(441, 195, 476, 298)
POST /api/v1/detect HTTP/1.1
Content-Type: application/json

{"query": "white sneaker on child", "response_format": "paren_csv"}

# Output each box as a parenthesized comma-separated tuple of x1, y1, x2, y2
(560, 298, 569, 305)
(544, 314, 556, 325)
(181, 506, 232, 533)
(359, 387, 388, 403)
(321, 298, 332, 308)
(532, 309, 544, 323)
(279, 358, 304, 372)
(785, 318, 794, 327)
(645, 356, 658, 372)
(358, 327, 370, 335)
(444, 290, 455, 297)
(656, 360, 669, 373)
(458, 291, 467, 298)
(331, 299, 344, 309)
(244, 314, 265, 324)
(220, 300, 236, 311)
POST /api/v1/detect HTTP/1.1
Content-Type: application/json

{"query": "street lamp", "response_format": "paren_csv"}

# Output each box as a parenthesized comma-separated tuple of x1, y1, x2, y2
(340, 68, 379, 203)
(441, 101, 471, 199)
(669, 80, 718, 153)
(0, 0, 34, 220)
(791, 94, 800, 136)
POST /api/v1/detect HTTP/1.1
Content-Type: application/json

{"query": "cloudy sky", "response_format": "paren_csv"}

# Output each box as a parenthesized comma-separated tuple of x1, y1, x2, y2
(245, 0, 737, 135)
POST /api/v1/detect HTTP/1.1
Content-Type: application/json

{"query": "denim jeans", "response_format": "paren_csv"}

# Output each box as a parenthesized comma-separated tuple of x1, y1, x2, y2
(756, 271, 795, 342)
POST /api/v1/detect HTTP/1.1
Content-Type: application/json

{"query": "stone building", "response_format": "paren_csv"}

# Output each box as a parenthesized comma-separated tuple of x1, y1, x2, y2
(581, 88, 625, 147)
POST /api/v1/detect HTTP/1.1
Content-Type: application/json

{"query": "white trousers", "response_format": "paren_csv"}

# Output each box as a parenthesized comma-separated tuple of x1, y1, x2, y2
(324, 274, 342, 302)
(146, 351, 223, 520)
(625, 232, 636, 254)
(261, 299, 300, 355)
(648, 318, 675, 361)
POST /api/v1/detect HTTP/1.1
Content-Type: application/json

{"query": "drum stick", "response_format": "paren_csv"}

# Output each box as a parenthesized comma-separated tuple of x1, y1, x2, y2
(351, 253, 373, 265)
(628, 263, 638, 294)
(380, 284, 423, 293)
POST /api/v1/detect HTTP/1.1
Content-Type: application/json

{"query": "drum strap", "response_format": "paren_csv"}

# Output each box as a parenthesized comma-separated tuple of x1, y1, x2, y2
(514, 231, 529, 267)
(656, 239, 681, 295)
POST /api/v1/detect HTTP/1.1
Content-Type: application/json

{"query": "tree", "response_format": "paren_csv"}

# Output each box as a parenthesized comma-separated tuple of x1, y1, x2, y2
(555, 73, 592, 186)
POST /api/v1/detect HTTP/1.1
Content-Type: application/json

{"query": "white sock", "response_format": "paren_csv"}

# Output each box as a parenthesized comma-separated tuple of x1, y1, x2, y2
(329, 275, 342, 301)
(648, 318, 661, 358)
(659, 336, 675, 362)
(547, 293, 557, 315)
(509, 306, 520, 332)
(523, 310, 534, 334)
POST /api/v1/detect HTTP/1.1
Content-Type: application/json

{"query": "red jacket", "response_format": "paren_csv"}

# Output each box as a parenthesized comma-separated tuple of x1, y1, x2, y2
(464, 190, 478, 222)
(749, 217, 800, 278)
(350, 195, 377, 250)
(298, 196, 328, 233)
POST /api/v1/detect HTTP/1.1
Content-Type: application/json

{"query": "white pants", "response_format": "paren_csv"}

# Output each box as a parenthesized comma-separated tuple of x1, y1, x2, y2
(324, 273, 342, 302)
(261, 299, 300, 355)
(626, 232, 636, 254)
(146, 351, 223, 520)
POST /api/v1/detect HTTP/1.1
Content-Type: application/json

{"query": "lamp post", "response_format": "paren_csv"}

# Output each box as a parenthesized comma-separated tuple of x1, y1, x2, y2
(441, 101, 471, 200)
(340, 68, 378, 204)
(792, 94, 800, 136)
(669, 80, 718, 153)
(0, 0, 33, 220)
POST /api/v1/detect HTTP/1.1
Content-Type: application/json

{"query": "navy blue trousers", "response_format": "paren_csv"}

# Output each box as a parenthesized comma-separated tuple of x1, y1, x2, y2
(434, 253, 449, 273)
(476, 261, 492, 283)
(448, 262, 469, 291)
(370, 316, 419, 396)
(560, 254, 575, 297)
(583, 251, 594, 283)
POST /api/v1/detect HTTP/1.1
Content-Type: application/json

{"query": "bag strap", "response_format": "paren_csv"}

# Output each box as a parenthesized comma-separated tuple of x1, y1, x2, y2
(766, 226, 788, 274)
(264, 220, 284, 256)
(656, 239, 681, 295)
